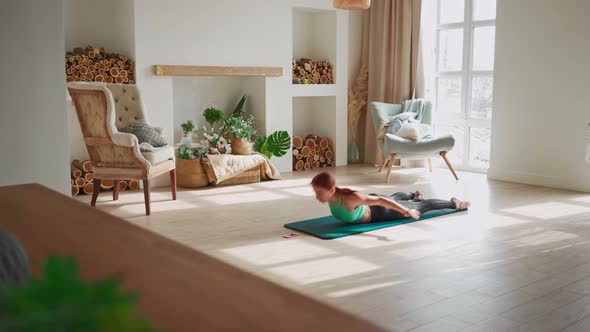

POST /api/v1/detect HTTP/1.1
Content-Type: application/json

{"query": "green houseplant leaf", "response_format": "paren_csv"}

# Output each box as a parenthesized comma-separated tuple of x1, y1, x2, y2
(202, 107, 224, 127)
(222, 115, 256, 141)
(253, 135, 267, 156)
(231, 94, 247, 117)
(0, 255, 157, 332)
(265, 131, 291, 158)
(180, 120, 194, 134)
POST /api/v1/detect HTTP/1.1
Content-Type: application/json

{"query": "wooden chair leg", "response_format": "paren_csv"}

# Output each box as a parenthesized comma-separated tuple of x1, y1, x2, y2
(113, 180, 120, 201)
(169, 169, 177, 200)
(386, 153, 396, 183)
(427, 158, 433, 172)
(91, 179, 101, 207)
(143, 179, 151, 216)
(440, 151, 459, 180)
(378, 156, 389, 173)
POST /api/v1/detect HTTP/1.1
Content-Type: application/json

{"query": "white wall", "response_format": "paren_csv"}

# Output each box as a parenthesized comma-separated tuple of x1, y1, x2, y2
(489, 0, 590, 192)
(63, 0, 135, 57)
(63, 0, 135, 161)
(293, 97, 337, 140)
(293, 9, 337, 78)
(61, 0, 353, 174)
(134, 0, 349, 171)
(172, 77, 266, 143)
(0, 0, 70, 195)
(134, 0, 293, 170)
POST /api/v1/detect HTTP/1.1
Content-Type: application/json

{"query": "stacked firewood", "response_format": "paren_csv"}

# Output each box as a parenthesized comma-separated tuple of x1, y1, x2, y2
(70, 159, 140, 197)
(292, 58, 334, 84)
(65, 45, 135, 84)
(292, 135, 336, 171)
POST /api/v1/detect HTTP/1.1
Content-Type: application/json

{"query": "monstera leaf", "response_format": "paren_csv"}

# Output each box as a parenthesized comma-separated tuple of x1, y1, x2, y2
(253, 135, 268, 156)
(253, 131, 290, 159)
(265, 131, 291, 158)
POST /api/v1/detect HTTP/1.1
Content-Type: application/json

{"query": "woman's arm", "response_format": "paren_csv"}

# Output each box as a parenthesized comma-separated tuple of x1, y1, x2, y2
(352, 193, 421, 219)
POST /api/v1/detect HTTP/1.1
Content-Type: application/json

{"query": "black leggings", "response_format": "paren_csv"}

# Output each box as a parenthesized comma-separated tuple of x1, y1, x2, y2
(368, 192, 456, 222)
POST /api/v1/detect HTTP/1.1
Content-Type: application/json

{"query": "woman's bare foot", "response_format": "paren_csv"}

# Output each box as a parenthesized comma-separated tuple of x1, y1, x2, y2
(413, 190, 424, 200)
(451, 197, 471, 210)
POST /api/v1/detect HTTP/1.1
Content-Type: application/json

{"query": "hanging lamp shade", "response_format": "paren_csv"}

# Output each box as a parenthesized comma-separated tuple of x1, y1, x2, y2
(333, 0, 371, 10)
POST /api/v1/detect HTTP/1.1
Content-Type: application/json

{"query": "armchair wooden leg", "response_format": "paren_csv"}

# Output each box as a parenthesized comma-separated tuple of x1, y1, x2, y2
(91, 179, 101, 207)
(143, 179, 151, 216)
(386, 153, 396, 183)
(440, 151, 459, 180)
(113, 180, 120, 201)
(378, 156, 389, 173)
(427, 158, 433, 172)
(169, 169, 177, 200)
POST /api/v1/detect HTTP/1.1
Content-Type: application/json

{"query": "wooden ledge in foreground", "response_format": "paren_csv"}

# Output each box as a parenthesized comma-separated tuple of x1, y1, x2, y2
(0, 184, 385, 332)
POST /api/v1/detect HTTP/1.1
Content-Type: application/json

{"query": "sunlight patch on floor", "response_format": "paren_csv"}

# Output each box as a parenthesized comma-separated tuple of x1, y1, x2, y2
(485, 213, 532, 228)
(183, 185, 256, 196)
(502, 202, 590, 220)
(269, 256, 380, 285)
(506, 230, 578, 247)
(221, 239, 336, 266)
(328, 280, 409, 298)
(337, 227, 432, 249)
(114, 199, 201, 214)
(281, 186, 315, 197)
(255, 178, 313, 189)
(201, 191, 289, 205)
(541, 241, 590, 254)
(389, 241, 466, 260)
(570, 196, 590, 203)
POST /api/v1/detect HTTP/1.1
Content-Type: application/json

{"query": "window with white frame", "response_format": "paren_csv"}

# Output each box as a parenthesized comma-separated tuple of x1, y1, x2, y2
(422, 0, 496, 171)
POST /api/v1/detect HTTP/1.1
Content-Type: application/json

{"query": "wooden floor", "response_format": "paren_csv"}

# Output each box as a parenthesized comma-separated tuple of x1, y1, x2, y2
(77, 164, 590, 332)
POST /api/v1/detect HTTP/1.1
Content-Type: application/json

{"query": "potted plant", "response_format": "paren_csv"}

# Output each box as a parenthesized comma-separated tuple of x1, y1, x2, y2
(180, 120, 195, 146)
(253, 130, 291, 159)
(202, 107, 225, 153)
(176, 146, 209, 188)
(222, 114, 257, 155)
(203, 107, 224, 127)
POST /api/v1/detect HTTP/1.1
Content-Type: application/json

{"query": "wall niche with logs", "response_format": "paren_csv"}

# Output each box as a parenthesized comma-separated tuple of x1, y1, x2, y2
(292, 7, 337, 85)
(292, 96, 337, 171)
(65, 45, 135, 84)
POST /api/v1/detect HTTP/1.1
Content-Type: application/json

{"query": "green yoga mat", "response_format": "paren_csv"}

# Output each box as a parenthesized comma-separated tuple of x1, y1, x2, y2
(284, 209, 464, 239)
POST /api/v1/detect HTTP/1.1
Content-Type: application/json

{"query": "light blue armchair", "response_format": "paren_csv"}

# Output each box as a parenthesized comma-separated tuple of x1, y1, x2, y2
(371, 101, 459, 182)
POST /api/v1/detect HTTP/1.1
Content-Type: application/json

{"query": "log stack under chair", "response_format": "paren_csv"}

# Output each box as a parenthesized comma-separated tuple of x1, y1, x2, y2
(70, 159, 140, 197)
(292, 135, 336, 171)
(65, 45, 135, 84)
(292, 58, 334, 84)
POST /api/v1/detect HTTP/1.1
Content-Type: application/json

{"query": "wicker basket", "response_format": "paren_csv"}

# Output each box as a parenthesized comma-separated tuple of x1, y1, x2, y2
(215, 166, 260, 186)
(176, 158, 209, 188)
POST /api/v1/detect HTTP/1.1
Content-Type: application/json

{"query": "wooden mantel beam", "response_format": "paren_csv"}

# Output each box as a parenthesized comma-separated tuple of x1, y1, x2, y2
(153, 65, 283, 77)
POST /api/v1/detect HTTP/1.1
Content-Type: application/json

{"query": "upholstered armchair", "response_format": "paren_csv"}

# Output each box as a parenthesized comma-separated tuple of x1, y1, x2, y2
(371, 101, 459, 183)
(67, 82, 176, 215)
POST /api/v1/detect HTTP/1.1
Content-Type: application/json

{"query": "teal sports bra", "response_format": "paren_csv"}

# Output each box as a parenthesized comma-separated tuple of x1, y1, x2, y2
(329, 197, 366, 223)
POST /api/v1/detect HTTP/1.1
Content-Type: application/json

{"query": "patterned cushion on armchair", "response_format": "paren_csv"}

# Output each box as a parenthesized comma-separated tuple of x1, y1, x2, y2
(119, 121, 167, 147)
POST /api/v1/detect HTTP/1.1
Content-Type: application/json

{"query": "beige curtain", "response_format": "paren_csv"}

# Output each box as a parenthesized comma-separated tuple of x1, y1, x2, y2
(361, 0, 422, 165)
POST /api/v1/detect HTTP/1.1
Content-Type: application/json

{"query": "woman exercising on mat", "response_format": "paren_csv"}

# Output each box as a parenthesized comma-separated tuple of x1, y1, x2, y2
(311, 172, 470, 223)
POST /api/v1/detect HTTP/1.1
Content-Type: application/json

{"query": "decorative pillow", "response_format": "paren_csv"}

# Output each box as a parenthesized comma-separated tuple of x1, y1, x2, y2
(419, 124, 432, 138)
(395, 123, 422, 140)
(119, 121, 167, 147)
